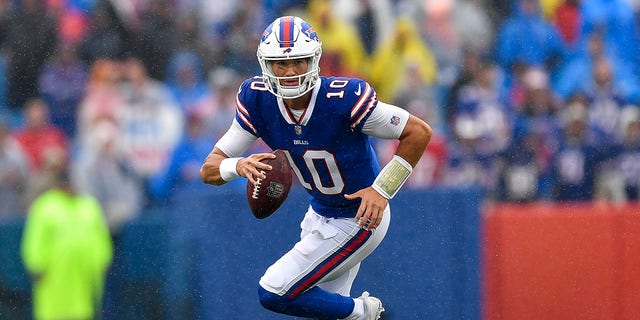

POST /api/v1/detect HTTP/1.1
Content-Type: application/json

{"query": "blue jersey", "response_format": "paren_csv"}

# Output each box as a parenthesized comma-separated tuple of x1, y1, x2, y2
(235, 76, 380, 218)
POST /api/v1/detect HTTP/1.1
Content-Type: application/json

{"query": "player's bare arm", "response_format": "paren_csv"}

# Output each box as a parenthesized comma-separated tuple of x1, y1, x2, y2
(200, 148, 275, 186)
(345, 114, 432, 229)
(395, 114, 433, 167)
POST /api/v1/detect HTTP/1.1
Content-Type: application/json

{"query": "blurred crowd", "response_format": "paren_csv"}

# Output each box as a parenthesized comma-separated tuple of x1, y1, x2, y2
(1, 0, 640, 228)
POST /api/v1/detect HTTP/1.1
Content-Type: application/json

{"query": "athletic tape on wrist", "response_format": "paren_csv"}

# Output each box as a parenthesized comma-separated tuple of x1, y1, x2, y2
(219, 157, 242, 182)
(372, 155, 412, 199)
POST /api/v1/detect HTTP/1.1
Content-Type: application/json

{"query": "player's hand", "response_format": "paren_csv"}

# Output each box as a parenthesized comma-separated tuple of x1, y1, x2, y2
(344, 187, 388, 230)
(237, 153, 276, 186)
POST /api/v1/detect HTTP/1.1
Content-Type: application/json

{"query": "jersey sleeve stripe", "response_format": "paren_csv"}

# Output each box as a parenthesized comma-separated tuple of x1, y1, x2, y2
(236, 95, 250, 117)
(351, 92, 377, 129)
(235, 95, 257, 134)
(350, 83, 372, 118)
(235, 109, 257, 135)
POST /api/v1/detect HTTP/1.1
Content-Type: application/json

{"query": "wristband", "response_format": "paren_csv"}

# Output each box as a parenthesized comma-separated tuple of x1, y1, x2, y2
(219, 157, 242, 182)
(372, 155, 412, 199)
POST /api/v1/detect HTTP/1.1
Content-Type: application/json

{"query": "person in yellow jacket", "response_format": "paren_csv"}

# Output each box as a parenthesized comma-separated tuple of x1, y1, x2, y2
(540, 0, 563, 19)
(305, 0, 369, 78)
(21, 167, 113, 320)
(369, 16, 438, 103)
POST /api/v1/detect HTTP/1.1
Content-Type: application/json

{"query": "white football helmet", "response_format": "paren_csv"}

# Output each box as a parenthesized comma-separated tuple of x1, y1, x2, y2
(257, 16, 322, 99)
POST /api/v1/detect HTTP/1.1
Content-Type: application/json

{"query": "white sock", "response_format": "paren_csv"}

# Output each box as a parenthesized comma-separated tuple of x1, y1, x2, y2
(340, 298, 364, 320)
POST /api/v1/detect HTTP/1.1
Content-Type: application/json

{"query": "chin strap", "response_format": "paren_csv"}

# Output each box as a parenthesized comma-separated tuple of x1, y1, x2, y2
(371, 155, 413, 200)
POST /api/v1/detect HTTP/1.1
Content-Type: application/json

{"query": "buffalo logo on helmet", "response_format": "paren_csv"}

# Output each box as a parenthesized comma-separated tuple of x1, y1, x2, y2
(302, 23, 319, 41)
(261, 24, 273, 42)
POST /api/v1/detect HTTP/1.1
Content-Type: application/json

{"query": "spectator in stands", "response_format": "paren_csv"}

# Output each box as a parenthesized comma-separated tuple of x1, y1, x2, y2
(135, 0, 178, 80)
(165, 49, 210, 112)
(369, 15, 437, 102)
(12, 98, 69, 175)
(550, 100, 604, 201)
(189, 0, 242, 65)
(0, 117, 29, 221)
(306, 0, 368, 78)
(191, 66, 241, 139)
(499, 130, 534, 204)
(73, 117, 142, 236)
(450, 60, 511, 157)
(118, 57, 183, 187)
(392, 61, 442, 132)
(554, 30, 640, 105)
(76, 59, 127, 153)
(502, 67, 561, 201)
(589, 104, 640, 202)
(414, 0, 492, 91)
(24, 140, 69, 208)
(444, 60, 510, 196)
(148, 108, 214, 202)
(38, 42, 89, 138)
(553, 0, 581, 52)
(21, 162, 112, 320)
(78, 1, 131, 65)
(217, 0, 267, 76)
(497, 121, 551, 202)
(501, 61, 531, 113)
(584, 57, 630, 147)
(452, 0, 495, 55)
(513, 67, 561, 153)
(494, 0, 565, 80)
(51, 2, 90, 47)
(419, 0, 462, 90)
(174, 11, 217, 73)
(614, 105, 640, 201)
(333, 0, 395, 55)
(443, 120, 500, 196)
(579, 0, 640, 74)
(4, 0, 57, 109)
(444, 48, 484, 137)
(485, 0, 512, 29)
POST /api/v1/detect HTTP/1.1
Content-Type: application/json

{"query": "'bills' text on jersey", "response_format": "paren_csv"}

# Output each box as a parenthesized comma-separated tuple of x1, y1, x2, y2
(235, 76, 380, 218)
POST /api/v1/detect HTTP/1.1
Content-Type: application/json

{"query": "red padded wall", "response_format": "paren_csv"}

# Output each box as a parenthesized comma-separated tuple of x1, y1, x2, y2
(483, 202, 640, 320)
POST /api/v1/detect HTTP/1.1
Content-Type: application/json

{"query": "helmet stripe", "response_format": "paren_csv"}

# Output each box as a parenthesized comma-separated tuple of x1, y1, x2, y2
(279, 16, 294, 48)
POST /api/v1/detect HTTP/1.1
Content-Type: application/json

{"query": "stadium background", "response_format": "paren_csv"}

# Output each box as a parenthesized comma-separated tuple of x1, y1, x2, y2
(1, 0, 640, 319)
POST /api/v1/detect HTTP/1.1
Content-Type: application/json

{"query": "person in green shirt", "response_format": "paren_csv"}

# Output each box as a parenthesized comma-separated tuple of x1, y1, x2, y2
(21, 166, 113, 320)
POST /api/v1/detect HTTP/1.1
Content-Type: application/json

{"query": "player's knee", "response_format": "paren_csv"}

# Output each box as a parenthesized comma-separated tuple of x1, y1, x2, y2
(258, 285, 287, 312)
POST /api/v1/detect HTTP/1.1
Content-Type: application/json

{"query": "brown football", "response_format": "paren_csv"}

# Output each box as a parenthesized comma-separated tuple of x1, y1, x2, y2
(246, 149, 293, 219)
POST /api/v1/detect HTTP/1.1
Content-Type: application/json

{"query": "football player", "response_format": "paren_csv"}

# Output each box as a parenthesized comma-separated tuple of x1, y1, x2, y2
(200, 16, 432, 320)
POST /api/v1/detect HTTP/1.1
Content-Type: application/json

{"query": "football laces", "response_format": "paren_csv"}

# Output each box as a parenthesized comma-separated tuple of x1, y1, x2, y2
(251, 170, 265, 200)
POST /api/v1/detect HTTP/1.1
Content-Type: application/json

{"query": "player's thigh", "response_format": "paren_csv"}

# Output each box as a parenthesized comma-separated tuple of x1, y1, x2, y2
(259, 215, 343, 294)
(321, 208, 390, 282)
(259, 208, 390, 294)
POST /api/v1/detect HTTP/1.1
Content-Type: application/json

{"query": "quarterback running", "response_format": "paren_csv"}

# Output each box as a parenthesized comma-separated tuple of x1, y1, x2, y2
(200, 16, 432, 319)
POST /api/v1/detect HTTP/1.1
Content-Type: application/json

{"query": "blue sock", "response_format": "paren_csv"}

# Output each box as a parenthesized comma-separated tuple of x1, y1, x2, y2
(258, 285, 354, 319)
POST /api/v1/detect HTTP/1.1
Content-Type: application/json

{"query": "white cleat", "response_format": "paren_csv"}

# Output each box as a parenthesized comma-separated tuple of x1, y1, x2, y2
(357, 291, 384, 320)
